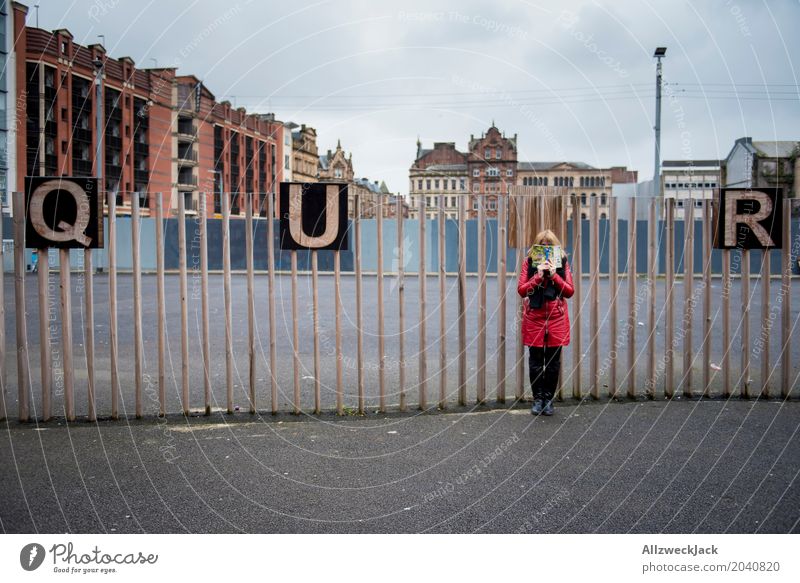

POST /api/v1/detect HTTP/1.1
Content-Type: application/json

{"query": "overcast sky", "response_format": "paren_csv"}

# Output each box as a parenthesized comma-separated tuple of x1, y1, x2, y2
(29, 0, 800, 194)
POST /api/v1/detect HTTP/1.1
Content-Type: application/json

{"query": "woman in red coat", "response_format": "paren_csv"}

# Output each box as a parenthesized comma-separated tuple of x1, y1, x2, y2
(517, 229, 574, 415)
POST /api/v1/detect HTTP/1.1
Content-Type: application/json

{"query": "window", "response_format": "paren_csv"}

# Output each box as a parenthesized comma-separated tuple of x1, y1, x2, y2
(495, 149, 501, 160)
(695, 200, 702, 207)
(581, 213, 587, 220)
(600, 213, 607, 220)
(426, 196, 431, 206)
(600, 194, 607, 205)
(484, 148, 490, 159)
(426, 179, 431, 190)
(459, 179, 465, 190)
(487, 167, 499, 177)
(677, 200, 684, 208)
(507, 168, 513, 177)
(434, 179, 440, 189)
(489, 200, 496, 210)
(417, 179, 423, 190)
(581, 193, 587, 206)
(473, 168, 480, 177)
(61, 41, 68, 55)
(451, 180, 456, 190)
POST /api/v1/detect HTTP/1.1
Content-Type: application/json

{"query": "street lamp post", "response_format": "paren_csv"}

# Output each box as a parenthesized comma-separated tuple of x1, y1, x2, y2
(94, 58, 104, 193)
(653, 47, 667, 195)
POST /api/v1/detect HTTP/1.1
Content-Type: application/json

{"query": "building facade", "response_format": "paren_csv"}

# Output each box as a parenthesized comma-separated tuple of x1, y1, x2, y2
(661, 159, 721, 220)
(408, 141, 468, 220)
(290, 123, 318, 183)
(11, 3, 285, 218)
(466, 125, 517, 218)
(1, 0, 15, 213)
(724, 137, 799, 198)
(517, 162, 637, 220)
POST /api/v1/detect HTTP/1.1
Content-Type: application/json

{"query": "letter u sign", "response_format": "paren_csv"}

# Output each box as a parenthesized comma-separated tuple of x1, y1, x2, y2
(715, 188, 782, 249)
(279, 182, 350, 250)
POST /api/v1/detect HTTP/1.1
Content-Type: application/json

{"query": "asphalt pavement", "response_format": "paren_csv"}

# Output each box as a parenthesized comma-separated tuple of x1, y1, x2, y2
(1, 398, 798, 533)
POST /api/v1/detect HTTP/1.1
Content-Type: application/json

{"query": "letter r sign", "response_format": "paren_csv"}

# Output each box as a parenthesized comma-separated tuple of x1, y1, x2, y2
(715, 188, 782, 249)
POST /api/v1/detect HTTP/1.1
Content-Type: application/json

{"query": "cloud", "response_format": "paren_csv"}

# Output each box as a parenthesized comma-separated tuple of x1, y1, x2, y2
(31, 0, 800, 194)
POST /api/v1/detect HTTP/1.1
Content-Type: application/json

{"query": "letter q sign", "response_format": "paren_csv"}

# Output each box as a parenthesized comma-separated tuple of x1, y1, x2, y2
(714, 188, 782, 250)
(24, 177, 104, 249)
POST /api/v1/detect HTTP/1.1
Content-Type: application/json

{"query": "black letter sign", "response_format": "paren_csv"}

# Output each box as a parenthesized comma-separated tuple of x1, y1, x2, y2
(25, 176, 103, 249)
(279, 182, 349, 251)
(715, 188, 782, 249)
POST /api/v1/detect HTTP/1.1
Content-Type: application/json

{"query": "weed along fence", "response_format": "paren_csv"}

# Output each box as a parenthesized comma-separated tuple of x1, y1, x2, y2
(1, 184, 799, 422)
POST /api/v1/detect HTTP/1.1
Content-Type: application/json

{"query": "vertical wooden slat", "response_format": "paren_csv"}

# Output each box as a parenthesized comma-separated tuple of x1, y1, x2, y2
(626, 198, 636, 399)
(683, 196, 694, 398)
(84, 248, 96, 421)
(291, 250, 300, 414)
(131, 194, 143, 418)
(609, 197, 619, 399)
(458, 193, 468, 405)
(418, 194, 427, 410)
(334, 250, 343, 415)
(267, 192, 278, 414)
(378, 194, 386, 412)
(59, 249, 74, 422)
(437, 194, 447, 409)
(665, 198, 675, 398)
(741, 249, 750, 398)
(515, 193, 524, 401)
(37, 249, 51, 421)
(477, 196, 487, 404)
(199, 194, 211, 415)
(312, 249, 321, 414)
(646, 197, 657, 398)
(12, 193, 30, 422)
(246, 192, 256, 413)
(0, 208, 5, 421)
(355, 196, 364, 413)
(397, 195, 406, 411)
(222, 190, 234, 413)
(108, 192, 119, 419)
(177, 192, 190, 415)
(573, 194, 583, 399)
(702, 199, 712, 398)
(722, 248, 732, 398)
(558, 192, 568, 400)
(496, 193, 507, 403)
(589, 196, 600, 399)
(759, 248, 771, 398)
(780, 198, 791, 398)
(155, 193, 166, 416)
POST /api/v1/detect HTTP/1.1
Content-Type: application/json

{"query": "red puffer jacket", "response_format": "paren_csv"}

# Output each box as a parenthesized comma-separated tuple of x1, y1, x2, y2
(516, 255, 575, 347)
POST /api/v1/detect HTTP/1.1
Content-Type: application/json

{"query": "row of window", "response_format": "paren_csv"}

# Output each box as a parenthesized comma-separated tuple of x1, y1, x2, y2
(411, 195, 499, 211)
(473, 167, 514, 177)
(482, 147, 506, 160)
(414, 177, 468, 191)
(522, 176, 608, 187)
(665, 182, 718, 189)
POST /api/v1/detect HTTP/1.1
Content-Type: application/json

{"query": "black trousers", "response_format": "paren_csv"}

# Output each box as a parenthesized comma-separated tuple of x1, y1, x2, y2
(528, 346, 562, 401)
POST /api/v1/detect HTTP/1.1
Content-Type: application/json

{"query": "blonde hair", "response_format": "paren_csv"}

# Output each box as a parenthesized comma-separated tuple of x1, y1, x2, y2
(533, 229, 561, 247)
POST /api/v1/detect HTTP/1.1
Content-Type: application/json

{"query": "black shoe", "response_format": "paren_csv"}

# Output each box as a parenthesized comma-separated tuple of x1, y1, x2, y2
(542, 399, 554, 416)
(531, 398, 544, 415)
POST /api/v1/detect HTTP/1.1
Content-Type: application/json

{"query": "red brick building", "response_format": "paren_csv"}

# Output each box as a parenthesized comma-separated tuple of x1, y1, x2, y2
(11, 1, 285, 217)
(466, 124, 517, 217)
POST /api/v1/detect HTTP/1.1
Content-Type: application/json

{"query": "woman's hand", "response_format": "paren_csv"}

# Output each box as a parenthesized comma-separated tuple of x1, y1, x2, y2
(536, 263, 547, 277)
(542, 260, 554, 277)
